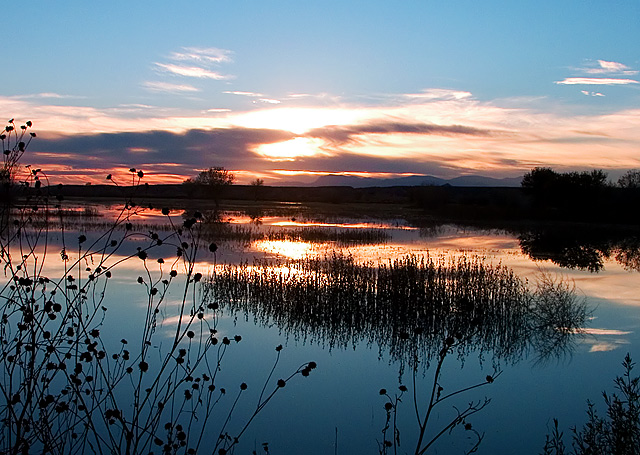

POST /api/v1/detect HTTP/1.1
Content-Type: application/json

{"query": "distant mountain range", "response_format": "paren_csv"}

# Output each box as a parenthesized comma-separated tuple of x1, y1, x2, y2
(296, 174, 523, 188)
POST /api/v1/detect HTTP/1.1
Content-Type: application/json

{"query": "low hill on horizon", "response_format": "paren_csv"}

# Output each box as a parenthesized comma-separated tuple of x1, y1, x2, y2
(299, 174, 523, 188)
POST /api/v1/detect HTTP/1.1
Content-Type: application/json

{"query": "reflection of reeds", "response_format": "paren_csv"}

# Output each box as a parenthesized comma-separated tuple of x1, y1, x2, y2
(264, 227, 390, 245)
(21, 210, 391, 247)
(206, 253, 587, 369)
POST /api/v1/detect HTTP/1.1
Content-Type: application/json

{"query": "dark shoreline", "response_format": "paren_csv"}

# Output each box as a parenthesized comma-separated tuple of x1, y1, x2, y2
(37, 183, 640, 226)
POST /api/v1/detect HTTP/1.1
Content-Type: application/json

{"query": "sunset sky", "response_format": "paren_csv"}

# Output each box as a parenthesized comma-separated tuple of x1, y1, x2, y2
(3, 0, 639, 185)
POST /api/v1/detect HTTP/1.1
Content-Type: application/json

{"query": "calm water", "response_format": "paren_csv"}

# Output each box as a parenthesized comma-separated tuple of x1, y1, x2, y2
(4, 200, 640, 454)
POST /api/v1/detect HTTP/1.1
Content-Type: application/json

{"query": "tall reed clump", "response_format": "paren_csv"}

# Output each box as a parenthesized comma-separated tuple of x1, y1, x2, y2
(0, 120, 315, 455)
(206, 252, 587, 368)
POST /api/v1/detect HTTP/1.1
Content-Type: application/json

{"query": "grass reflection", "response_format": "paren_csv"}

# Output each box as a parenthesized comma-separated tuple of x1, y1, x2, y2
(206, 252, 589, 369)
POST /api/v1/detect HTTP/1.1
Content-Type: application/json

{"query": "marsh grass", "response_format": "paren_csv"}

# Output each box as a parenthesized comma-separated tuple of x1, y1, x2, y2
(206, 252, 588, 369)
(21, 202, 392, 251)
(263, 226, 390, 245)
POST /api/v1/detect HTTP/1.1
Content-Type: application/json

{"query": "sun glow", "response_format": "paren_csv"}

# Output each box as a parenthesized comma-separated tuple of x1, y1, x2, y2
(231, 107, 365, 134)
(255, 137, 327, 161)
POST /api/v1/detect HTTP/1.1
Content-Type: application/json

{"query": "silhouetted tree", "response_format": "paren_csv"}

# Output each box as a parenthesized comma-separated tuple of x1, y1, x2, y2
(521, 167, 560, 192)
(565, 169, 609, 190)
(184, 167, 235, 205)
(618, 169, 640, 189)
(186, 166, 235, 187)
(521, 167, 611, 220)
(522, 168, 609, 193)
(250, 178, 264, 201)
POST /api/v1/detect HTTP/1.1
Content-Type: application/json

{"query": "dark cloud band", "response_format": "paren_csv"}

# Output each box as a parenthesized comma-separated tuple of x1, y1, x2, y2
(304, 120, 492, 145)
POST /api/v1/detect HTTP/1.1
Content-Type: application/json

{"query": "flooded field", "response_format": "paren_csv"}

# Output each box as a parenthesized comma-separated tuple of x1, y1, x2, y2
(1, 198, 639, 454)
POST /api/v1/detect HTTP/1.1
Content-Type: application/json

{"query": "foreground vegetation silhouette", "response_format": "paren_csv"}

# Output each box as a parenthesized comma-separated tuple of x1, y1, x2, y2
(542, 354, 640, 455)
(0, 121, 315, 455)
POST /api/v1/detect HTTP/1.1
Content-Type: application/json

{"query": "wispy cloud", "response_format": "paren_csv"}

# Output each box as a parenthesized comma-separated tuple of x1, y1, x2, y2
(223, 91, 281, 105)
(154, 63, 232, 80)
(169, 47, 233, 65)
(12, 92, 85, 100)
(583, 328, 632, 336)
(555, 77, 639, 86)
(150, 46, 235, 83)
(589, 342, 625, 353)
(583, 60, 638, 76)
(402, 89, 473, 101)
(142, 81, 200, 93)
(556, 60, 638, 93)
(223, 91, 264, 97)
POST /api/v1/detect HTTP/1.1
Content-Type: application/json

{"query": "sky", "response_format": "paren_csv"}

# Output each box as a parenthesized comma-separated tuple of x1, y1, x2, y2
(2, 0, 639, 185)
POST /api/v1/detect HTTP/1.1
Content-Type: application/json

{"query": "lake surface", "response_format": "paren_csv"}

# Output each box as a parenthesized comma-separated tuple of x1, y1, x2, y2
(2, 199, 639, 454)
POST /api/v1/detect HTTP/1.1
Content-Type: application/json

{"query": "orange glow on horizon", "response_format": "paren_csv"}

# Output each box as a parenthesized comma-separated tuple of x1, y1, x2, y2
(5, 92, 639, 186)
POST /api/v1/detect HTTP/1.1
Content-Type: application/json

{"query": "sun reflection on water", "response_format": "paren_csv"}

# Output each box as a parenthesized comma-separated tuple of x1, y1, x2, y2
(253, 239, 318, 259)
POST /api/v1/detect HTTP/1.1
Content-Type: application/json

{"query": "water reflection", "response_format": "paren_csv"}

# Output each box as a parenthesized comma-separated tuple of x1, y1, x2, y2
(2, 197, 630, 455)
(254, 239, 317, 259)
(518, 227, 640, 273)
(189, 208, 392, 247)
(206, 253, 589, 369)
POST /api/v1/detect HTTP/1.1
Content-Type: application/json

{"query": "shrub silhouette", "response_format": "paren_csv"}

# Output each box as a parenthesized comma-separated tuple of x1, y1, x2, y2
(542, 354, 640, 455)
(618, 170, 640, 189)
(0, 119, 36, 187)
(183, 167, 235, 206)
(521, 167, 612, 221)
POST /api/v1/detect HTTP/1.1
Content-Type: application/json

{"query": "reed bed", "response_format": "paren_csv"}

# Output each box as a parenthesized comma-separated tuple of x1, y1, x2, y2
(17, 204, 393, 249)
(206, 253, 587, 368)
(264, 227, 390, 245)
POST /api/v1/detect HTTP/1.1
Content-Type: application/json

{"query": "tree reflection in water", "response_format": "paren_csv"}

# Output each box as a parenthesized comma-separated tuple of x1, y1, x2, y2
(519, 227, 640, 273)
